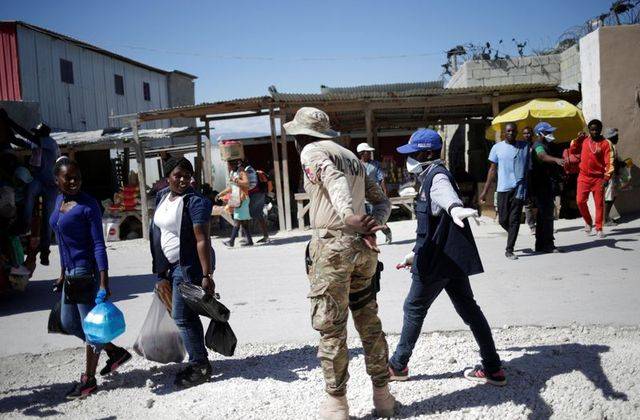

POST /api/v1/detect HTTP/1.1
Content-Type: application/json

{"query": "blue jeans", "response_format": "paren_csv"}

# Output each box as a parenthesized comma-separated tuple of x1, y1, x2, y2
(390, 274, 501, 373)
(170, 264, 209, 365)
(23, 178, 58, 253)
(60, 266, 104, 352)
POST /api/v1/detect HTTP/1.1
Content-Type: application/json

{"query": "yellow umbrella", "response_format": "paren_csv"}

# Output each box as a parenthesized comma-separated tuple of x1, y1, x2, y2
(486, 98, 586, 143)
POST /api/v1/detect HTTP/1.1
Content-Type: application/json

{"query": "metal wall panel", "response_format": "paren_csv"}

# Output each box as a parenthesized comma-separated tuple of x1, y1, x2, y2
(0, 22, 21, 100)
(16, 25, 170, 131)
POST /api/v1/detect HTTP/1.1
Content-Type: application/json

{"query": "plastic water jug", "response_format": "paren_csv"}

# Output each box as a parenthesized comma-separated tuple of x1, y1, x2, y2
(83, 290, 126, 344)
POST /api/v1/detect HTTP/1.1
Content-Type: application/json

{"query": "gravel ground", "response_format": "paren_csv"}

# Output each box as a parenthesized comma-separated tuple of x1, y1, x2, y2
(0, 325, 637, 419)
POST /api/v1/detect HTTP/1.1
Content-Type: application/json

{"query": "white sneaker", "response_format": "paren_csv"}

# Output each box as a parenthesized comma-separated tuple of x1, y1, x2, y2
(584, 224, 593, 236)
(596, 230, 605, 239)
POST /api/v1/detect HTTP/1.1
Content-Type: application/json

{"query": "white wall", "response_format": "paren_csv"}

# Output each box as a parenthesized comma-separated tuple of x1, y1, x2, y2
(579, 30, 602, 121)
(17, 26, 170, 132)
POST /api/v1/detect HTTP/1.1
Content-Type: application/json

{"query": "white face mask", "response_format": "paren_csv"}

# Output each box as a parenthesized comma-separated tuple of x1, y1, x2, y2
(406, 157, 425, 174)
(544, 133, 556, 142)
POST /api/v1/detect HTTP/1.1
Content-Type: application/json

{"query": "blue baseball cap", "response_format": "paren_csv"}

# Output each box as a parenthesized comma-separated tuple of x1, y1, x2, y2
(534, 122, 557, 135)
(397, 129, 443, 154)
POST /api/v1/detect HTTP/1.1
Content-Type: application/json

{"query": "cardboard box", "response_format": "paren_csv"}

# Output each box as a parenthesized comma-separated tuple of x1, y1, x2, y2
(220, 141, 245, 161)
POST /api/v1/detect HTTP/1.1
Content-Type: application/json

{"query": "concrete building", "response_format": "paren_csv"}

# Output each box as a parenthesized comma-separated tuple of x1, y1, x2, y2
(445, 24, 640, 214)
(0, 21, 196, 131)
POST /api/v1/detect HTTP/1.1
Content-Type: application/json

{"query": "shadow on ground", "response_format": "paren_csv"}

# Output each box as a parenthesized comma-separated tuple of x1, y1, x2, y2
(517, 237, 637, 256)
(0, 274, 156, 317)
(608, 226, 640, 237)
(388, 343, 627, 420)
(0, 345, 364, 417)
(267, 235, 312, 246)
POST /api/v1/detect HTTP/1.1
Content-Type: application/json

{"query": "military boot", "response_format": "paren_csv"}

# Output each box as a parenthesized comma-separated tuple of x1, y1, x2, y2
(372, 384, 396, 417)
(319, 394, 349, 420)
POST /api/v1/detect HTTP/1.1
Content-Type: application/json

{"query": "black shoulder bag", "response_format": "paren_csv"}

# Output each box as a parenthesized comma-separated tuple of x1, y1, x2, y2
(64, 274, 96, 304)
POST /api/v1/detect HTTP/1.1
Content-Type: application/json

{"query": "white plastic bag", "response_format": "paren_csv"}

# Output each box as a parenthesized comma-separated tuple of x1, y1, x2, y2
(228, 184, 241, 208)
(133, 294, 186, 364)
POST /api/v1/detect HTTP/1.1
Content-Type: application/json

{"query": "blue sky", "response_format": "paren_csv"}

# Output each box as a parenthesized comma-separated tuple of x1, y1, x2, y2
(4, 0, 610, 106)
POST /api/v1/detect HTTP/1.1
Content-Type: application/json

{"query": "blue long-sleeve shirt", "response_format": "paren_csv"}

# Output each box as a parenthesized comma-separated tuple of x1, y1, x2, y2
(50, 192, 108, 272)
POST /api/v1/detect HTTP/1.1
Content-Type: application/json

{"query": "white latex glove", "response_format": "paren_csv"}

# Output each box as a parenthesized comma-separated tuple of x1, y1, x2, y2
(450, 207, 479, 228)
(396, 251, 415, 270)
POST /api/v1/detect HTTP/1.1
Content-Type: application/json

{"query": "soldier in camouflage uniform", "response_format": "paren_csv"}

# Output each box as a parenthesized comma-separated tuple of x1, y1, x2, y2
(284, 107, 396, 419)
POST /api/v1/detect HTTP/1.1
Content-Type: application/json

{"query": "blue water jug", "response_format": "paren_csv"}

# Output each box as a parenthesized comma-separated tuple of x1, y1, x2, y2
(83, 290, 126, 344)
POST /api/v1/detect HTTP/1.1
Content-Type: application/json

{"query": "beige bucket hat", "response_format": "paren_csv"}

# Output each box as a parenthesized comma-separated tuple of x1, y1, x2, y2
(282, 107, 338, 138)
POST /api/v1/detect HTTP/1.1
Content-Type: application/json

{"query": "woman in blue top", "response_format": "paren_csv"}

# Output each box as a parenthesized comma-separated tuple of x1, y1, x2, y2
(150, 157, 216, 388)
(50, 158, 131, 400)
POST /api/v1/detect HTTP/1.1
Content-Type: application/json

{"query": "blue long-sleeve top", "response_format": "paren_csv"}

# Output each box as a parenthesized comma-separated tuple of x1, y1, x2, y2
(50, 191, 108, 272)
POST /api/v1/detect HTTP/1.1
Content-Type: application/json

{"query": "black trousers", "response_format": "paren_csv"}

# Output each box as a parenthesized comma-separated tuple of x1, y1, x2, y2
(534, 187, 555, 251)
(497, 189, 524, 252)
(390, 274, 501, 373)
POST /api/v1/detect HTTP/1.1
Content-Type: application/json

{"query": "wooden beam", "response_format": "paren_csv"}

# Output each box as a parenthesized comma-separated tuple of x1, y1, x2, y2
(131, 121, 149, 240)
(491, 96, 501, 142)
(205, 111, 269, 121)
(195, 131, 203, 186)
(491, 96, 500, 117)
(138, 97, 272, 122)
(279, 108, 293, 231)
(203, 119, 213, 186)
(269, 107, 286, 231)
(365, 106, 373, 147)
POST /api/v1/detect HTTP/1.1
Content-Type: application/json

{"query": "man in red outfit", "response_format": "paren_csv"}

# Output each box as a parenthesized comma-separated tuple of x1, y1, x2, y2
(569, 119, 614, 238)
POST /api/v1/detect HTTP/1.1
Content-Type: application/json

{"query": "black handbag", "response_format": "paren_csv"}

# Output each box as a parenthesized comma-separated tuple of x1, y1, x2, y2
(47, 301, 70, 335)
(63, 274, 96, 304)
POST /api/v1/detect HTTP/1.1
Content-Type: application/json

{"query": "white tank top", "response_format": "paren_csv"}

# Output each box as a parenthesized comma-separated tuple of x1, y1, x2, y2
(153, 194, 184, 264)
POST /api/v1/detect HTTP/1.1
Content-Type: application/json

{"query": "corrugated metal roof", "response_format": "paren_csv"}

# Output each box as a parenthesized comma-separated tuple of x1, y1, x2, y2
(142, 96, 270, 114)
(3, 21, 197, 79)
(138, 96, 273, 121)
(270, 83, 565, 102)
(48, 126, 198, 147)
(320, 80, 444, 94)
(136, 82, 577, 123)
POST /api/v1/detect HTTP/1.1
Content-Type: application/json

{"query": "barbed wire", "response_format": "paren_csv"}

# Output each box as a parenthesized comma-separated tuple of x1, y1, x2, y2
(441, 0, 640, 78)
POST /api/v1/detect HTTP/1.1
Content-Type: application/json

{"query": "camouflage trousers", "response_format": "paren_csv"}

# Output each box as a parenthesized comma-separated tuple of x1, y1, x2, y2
(307, 234, 390, 396)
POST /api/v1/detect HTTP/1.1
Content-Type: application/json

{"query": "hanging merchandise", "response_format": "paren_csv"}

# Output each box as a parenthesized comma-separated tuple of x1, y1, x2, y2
(83, 291, 126, 344)
(133, 294, 186, 363)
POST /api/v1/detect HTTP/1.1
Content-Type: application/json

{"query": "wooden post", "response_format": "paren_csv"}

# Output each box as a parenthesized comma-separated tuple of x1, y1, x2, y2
(491, 96, 501, 142)
(279, 108, 293, 231)
(203, 119, 213, 186)
(365, 106, 374, 147)
(131, 121, 149, 240)
(269, 107, 286, 231)
(195, 131, 203, 186)
(372, 123, 379, 151)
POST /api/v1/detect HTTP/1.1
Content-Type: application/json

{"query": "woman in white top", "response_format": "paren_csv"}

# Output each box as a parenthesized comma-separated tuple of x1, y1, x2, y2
(149, 157, 215, 389)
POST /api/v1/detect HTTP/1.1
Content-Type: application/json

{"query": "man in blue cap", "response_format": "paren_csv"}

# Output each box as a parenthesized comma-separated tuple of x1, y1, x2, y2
(531, 122, 565, 253)
(388, 128, 506, 386)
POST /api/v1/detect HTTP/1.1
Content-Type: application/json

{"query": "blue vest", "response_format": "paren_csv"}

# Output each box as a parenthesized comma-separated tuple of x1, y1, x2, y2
(412, 164, 484, 279)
